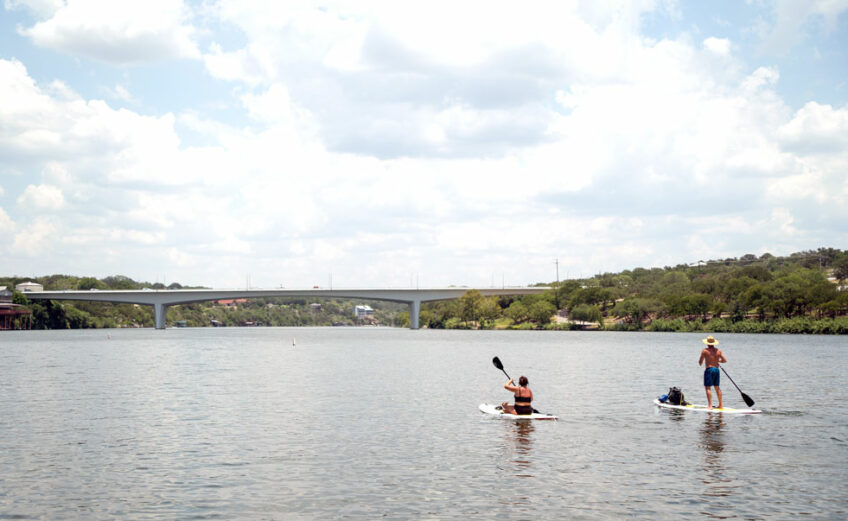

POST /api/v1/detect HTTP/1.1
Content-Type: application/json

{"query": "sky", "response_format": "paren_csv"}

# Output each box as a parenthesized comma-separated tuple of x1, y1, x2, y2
(1, 0, 847, 289)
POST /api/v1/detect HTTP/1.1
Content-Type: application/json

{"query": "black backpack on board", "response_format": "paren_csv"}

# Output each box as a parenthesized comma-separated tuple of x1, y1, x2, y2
(667, 387, 688, 406)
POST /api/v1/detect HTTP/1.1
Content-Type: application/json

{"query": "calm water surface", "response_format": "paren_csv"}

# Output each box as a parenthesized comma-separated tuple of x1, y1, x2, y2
(1, 328, 846, 520)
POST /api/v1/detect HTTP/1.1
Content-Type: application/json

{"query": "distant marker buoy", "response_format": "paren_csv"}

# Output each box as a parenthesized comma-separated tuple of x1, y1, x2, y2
(292, 337, 296, 347)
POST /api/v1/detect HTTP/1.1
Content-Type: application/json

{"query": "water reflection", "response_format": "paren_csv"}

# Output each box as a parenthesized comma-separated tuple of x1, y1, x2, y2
(505, 421, 535, 478)
(699, 414, 732, 499)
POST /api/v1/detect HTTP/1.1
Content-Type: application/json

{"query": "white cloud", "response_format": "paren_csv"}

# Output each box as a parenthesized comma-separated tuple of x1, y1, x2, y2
(4, 0, 63, 17)
(742, 66, 780, 91)
(12, 216, 56, 256)
(201, 1, 680, 159)
(767, 208, 798, 237)
(240, 83, 315, 130)
(102, 84, 136, 104)
(758, 0, 848, 55)
(703, 37, 731, 55)
(777, 101, 848, 154)
(17, 183, 65, 209)
(0, 59, 183, 168)
(19, 0, 200, 64)
(0, 206, 14, 234)
(203, 42, 273, 86)
(41, 162, 70, 185)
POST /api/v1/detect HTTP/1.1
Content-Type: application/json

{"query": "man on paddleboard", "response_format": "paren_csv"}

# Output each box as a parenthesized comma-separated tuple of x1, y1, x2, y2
(698, 335, 727, 409)
(501, 376, 533, 415)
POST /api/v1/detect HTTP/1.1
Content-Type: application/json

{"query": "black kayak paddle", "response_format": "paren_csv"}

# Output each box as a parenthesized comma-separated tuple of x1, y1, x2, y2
(492, 356, 510, 380)
(719, 365, 755, 407)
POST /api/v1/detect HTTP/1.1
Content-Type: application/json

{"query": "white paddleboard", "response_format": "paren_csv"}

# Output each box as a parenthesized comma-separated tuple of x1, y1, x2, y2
(653, 399, 761, 414)
(479, 403, 558, 420)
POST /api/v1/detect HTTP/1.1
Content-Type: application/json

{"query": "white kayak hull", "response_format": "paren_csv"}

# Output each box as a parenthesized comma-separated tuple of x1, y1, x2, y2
(653, 398, 761, 414)
(479, 403, 558, 420)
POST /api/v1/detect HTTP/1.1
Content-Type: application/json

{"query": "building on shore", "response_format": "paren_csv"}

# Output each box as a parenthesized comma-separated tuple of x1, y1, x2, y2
(0, 287, 32, 330)
(354, 305, 374, 319)
(15, 281, 43, 292)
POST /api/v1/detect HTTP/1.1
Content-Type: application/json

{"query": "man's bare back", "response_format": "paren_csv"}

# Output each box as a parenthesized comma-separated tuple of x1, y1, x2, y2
(699, 346, 726, 368)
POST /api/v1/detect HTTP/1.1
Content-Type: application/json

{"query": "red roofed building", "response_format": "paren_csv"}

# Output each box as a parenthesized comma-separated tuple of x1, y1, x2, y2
(217, 299, 248, 308)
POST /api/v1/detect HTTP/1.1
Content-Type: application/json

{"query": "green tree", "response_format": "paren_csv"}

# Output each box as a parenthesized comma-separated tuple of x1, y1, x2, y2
(505, 301, 529, 324)
(833, 255, 848, 282)
(723, 276, 757, 303)
(554, 280, 582, 308)
(612, 298, 665, 325)
(684, 294, 712, 319)
(739, 264, 773, 282)
(570, 304, 602, 323)
(691, 275, 722, 296)
(77, 277, 105, 290)
(458, 290, 484, 326)
(102, 275, 138, 289)
(569, 286, 612, 311)
(478, 297, 502, 328)
(528, 301, 556, 325)
(12, 290, 28, 306)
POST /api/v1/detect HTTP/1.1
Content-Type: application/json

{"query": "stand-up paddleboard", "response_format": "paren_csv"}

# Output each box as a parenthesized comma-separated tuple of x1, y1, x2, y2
(653, 399, 761, 414)
(479, 403, 558, 420)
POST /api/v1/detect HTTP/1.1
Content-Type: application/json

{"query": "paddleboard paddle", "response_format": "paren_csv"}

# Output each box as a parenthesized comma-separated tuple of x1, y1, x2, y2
(719, 365, 755, 407)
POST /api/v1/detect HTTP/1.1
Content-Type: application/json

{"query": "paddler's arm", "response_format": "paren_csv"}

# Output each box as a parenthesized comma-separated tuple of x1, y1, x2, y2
(718, 350, 727, 363)
(504, 378, 518, 392)
(698, 349, 705, 366)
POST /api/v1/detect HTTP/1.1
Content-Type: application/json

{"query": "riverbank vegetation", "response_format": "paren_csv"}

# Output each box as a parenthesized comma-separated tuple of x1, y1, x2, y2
(3, 248, 847, 333)
(418, 248, 848, 334)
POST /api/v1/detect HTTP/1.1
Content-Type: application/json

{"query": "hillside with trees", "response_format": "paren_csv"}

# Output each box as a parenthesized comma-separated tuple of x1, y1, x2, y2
(420, 248, 848, 334)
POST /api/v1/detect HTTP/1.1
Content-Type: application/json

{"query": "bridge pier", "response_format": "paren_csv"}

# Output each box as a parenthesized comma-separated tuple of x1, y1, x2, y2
(154, 303, 168, 329)
(409, 299, 421, 329)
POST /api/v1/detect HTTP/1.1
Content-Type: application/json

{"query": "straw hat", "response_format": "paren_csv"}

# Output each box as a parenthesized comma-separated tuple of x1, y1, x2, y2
(702, 335, 719, 346)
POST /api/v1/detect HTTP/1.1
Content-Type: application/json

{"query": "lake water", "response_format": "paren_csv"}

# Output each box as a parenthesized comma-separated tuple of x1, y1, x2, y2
(1, 328, 846, 520)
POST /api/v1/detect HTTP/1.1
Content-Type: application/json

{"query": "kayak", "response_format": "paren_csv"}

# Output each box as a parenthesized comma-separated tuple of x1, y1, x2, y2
(478, 403, 558, 420)
(653, 398, 761, 414)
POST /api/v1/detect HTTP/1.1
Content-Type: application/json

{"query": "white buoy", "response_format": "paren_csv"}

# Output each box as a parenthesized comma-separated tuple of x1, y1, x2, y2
(292, 337, 296, 347)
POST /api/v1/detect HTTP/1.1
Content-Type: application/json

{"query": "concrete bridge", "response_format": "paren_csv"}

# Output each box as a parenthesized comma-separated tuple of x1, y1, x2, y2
(24, 287, 549, 329)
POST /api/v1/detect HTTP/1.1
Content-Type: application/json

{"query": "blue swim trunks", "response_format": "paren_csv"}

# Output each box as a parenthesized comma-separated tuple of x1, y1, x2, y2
(704, 367, 720, 387)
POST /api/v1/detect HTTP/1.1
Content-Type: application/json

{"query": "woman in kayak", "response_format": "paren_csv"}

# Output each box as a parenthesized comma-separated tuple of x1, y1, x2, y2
(501, 376, 533, 415)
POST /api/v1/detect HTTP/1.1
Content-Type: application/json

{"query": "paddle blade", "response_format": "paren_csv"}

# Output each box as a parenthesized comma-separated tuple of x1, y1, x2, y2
(741, 392, 755, 407)
(492, 357, 503, 370)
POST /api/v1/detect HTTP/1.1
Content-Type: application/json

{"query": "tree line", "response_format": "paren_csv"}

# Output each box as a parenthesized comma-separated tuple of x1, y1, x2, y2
(4, 247, 848, 333)
(419, 248, 848, 333)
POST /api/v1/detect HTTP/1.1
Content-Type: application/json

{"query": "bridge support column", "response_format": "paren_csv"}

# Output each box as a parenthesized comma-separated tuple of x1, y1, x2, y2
(154, 303, 168, 330)
(409, 300, 421, 329)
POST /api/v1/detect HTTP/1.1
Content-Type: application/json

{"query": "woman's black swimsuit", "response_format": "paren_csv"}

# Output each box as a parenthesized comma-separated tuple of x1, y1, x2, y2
(514, 390, 532, 415)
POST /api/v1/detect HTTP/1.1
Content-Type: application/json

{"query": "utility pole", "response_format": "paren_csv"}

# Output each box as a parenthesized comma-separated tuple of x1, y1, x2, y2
(554, 258, 561, 311)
